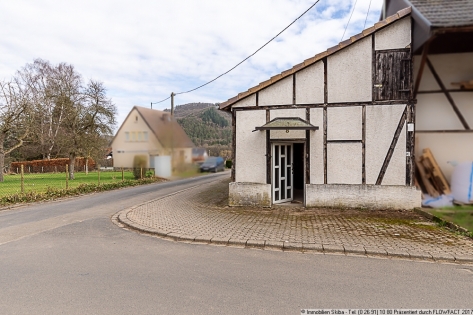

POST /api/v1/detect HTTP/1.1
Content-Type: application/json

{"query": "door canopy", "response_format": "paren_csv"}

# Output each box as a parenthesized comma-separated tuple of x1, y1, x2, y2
(254, 117, 319, 132)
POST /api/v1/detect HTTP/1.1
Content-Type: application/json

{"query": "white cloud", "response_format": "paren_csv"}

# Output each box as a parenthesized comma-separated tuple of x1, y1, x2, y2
(0, 0, 384, 129)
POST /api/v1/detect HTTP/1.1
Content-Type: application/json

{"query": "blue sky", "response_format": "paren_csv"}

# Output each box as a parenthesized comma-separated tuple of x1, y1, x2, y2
(0, 0, 384, 130)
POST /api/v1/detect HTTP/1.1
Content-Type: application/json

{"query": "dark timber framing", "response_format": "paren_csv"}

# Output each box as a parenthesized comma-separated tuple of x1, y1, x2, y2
(231, 110, 236, 182)
(425, 58, 470, 130)
(376, 107, 408, 185)
(266, 109, 271, 185)
(417, 89, 472, 94)
(362, 105, 366, 184)
(323, 58, 328, 184)
(327, 140, 362, 143)
(416, 130, 473, 133)
(305, 107, 310, 184)
(292, 74, 296, 105)
(406, 34, 415, 186)
(413, 37, 434, 97)
(228, 100, 413, 111)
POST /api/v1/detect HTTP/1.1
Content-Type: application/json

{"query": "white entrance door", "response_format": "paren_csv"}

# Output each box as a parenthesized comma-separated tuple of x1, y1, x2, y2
(272, 143, 293, 204)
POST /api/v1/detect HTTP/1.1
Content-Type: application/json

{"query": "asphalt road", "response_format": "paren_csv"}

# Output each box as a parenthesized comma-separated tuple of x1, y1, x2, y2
(1, 172, 472, 314)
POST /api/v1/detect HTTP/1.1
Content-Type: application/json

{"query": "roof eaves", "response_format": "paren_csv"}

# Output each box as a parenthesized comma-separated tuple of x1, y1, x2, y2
(219, 7, 412, 111)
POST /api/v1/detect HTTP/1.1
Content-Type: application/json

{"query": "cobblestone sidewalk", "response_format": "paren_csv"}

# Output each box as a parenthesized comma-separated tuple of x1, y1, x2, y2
(114, 178, 473, 264)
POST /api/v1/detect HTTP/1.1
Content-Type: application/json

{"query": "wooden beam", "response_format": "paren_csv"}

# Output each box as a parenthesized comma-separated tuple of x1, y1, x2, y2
(323, 58, 328, 184)
(406, 103, 415, 186)
(416, 129, 473, 133)
(305, 108, 310, 184)
(371, 34, 376, 102)
(326, 140, 362, 143)
(376, 107, 407, 185)
(413, 37, 434, 98)
(231, 110, 236, 182)
(415, 159, 439, 197)
(293, 74, 296, 105)
(362, 105, 366, 184)
(417, 89, 473, 94)
(230, 100, 416, 111)
(426, 58, 470, 130)
(266, 109, 271, 185)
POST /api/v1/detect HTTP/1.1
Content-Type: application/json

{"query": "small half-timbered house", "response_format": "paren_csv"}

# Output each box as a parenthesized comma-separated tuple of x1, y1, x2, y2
(219, 7, 422, 209)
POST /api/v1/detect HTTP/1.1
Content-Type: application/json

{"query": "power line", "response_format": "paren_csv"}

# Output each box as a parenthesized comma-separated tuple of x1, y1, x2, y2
(363, 0, 373, 29)
(340, 0, 358, 42)
(151, 95, 170, 105)
(152, 0, 322, 104)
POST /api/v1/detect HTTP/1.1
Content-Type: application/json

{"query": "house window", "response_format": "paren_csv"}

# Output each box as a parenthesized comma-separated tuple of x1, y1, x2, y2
(143, 131, 148, 141)
(125, 132, 130, 141)
(131, 131, 136, 141)
(138, 131, 142, 141)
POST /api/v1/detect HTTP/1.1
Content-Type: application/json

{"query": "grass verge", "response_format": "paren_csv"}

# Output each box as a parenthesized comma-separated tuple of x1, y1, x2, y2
(0, 177, 163, 207)
(425, 206, 473, 235)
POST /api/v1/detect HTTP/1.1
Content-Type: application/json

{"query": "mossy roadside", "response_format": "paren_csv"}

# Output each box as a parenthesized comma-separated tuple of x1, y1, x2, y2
(192, 178, 466, 239)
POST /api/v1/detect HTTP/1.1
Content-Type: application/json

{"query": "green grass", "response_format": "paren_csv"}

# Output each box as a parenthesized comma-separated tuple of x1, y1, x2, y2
(0, 171, 136, 196)
(427, 206, 473, 232)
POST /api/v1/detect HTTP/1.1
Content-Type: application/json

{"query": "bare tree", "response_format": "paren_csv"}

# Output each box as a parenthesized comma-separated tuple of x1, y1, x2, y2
(61, 79, 116, 179)
(15, 59, 72, 160)
(4, 60, 116, 181)
(0, 77, 33, 181)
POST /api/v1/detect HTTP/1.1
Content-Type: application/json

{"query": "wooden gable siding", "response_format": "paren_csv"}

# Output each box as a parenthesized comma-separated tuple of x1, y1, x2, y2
(374, 49, 412, 101)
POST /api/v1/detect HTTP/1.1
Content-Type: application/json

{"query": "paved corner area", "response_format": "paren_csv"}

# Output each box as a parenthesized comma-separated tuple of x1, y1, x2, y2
(115, 178, 473, 264)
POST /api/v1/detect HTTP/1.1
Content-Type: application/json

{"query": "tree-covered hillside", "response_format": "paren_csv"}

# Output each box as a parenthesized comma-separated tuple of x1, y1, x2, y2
(175, 105, 231, 147)
(165, 103, 232, 156)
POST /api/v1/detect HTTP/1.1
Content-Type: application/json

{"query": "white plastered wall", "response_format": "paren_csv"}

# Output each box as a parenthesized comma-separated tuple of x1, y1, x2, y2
(365, 104, 406, 185)
(235, 110, 267, 183)
(416, 94, 465, 130)
(327, 36, 372, 103)
(453, 93, 473, 126)
(232, 94, 256, 108)
(270, 108, 306, 139)
(310, 108, 324, 184)
(112, 108, 163, 168)
(375, 17, 411, 50)
(383, 123, 406, 185)
(295, 62, 324, 104)
(414, 53, 473, 92)
(327, 107, 362, 140)
(327, 142, 362, 184)
(414, 53, 473, 130)
(259, 76, 293, 106)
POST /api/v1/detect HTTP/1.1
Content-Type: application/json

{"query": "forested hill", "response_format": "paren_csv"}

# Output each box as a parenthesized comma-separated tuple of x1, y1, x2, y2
(165, 103, 232, 148)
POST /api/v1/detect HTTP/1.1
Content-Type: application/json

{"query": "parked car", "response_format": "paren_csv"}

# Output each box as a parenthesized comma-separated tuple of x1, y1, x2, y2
(200, 157, 225, 173)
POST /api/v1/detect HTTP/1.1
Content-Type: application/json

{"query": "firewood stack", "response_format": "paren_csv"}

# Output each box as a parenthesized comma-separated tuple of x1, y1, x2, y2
(415, 148, 451, 197)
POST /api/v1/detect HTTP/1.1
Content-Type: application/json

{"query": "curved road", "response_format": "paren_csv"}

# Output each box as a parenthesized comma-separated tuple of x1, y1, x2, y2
(0, 172, 472, 314)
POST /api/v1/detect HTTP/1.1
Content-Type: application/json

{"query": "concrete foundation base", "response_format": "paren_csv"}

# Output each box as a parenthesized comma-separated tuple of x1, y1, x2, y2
(305, 184, 422, 209)
(229, 182, 271, 207)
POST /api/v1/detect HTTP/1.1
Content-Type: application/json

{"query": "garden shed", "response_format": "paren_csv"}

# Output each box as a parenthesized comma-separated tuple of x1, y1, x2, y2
(219, 7, 422, 209)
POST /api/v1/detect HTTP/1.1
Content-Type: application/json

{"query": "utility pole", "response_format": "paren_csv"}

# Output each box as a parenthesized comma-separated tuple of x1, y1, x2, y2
(151, 102, 152, 109)
(170, 92, 175, 174)
(170, 92, 175, 116)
